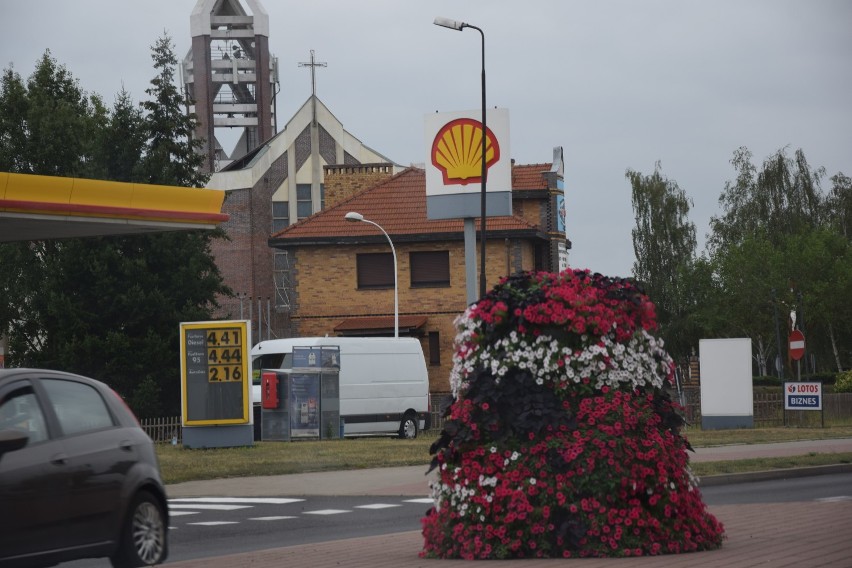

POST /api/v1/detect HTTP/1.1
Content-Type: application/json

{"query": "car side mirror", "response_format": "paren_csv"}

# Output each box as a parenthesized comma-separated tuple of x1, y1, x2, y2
(0, 429, 29, 456)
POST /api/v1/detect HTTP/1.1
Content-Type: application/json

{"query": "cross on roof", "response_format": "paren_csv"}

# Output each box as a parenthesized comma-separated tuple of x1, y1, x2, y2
(299, 49, 327, 99)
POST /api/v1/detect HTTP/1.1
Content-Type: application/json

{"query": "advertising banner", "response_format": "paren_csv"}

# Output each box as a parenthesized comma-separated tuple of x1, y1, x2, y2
(289, 373, 320, 438)
(784, 382, 822, 410)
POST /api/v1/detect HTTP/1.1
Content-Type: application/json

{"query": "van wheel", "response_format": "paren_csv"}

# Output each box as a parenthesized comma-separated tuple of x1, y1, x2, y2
(399, 412, 418, 439)
(111, 490, 168, 568)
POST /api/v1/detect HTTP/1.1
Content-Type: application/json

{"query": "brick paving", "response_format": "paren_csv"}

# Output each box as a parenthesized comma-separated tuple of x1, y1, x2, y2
(164, 439, 852, 567)
(164, 501, 852, 568)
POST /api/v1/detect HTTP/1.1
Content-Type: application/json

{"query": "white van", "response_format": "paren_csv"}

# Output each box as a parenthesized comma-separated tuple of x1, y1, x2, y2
(251, 337, 431, 439)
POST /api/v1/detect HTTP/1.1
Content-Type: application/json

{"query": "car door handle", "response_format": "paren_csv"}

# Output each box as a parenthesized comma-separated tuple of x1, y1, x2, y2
(119, 440, 134, 452)
(50, 453, 68, 466)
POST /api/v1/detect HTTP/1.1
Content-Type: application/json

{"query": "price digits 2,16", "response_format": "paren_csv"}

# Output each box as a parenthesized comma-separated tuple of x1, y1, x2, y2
(207, 329, 242, 382)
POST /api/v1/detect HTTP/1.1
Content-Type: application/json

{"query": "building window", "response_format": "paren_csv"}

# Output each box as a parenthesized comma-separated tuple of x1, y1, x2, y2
(272, 201, 289, 233)
(296, 184, 312, 220)
(428, 332, 441, 366)
(356, 253, 394, 289)
(410, 251, 450, 287)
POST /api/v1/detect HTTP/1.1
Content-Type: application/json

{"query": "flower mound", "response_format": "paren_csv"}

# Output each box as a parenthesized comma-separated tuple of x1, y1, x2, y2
(421, 270, 724, 559)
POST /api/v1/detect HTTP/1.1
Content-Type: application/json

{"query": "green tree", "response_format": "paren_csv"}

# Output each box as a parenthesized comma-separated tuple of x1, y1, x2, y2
(706, 147, 849, 374)
(713, 234, 784, 376)
(0, 52, 104, 365)
(825, 172, 851, 239)
(138, 35, 206, 187)
(779, 229, 851, 372)
(710, 146, 824, 251)
(627, 162, 697, 361)
(92, 88, 146, 182)
(0, 39, 229, 417)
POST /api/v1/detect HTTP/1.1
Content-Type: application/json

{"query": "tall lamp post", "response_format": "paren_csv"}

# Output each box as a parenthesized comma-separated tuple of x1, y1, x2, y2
(345, 212, 398, 338)
(434, 16, 488, 300)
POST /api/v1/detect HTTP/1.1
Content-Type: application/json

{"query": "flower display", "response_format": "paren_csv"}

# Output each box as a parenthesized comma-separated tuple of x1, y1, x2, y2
(421, 270, 724, 559)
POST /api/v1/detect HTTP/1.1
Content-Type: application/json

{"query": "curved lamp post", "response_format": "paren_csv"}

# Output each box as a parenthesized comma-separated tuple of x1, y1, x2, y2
(345, 211, 398, 338)
(434, 16, 487, 300)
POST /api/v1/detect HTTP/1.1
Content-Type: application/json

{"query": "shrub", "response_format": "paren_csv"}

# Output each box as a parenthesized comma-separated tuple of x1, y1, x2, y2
(803, 372, 837, 386)
(753, 376, 781, 387)
(421, 270, 724, 559)
(835, 371, 852, 394)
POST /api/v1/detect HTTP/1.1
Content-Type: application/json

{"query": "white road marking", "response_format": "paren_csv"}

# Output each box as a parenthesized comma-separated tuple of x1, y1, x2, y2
(169, 511, 201, 517)
(404, 498, 434, 504)
(816, 496, 852, 503)
(170, 497, 304, 505)
(250, 516, 298, 521)
(303, 509, 351, 515)
(355, 503, 401, 510)
(188, 521, 240, 526)
(169, 504, 251, 511)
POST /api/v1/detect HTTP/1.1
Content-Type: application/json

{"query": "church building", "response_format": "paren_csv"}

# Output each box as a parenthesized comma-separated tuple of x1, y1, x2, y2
(183, 0, 399, 340)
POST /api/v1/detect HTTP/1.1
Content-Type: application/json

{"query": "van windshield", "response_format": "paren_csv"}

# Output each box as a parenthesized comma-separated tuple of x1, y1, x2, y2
(251, 353, 292, 384)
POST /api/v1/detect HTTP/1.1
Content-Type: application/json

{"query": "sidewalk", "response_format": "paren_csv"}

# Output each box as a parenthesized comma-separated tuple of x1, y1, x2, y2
(164, 438, 852, 567)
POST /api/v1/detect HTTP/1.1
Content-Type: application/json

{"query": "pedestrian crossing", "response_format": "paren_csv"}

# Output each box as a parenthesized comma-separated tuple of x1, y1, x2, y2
(167, 496, 434, 528)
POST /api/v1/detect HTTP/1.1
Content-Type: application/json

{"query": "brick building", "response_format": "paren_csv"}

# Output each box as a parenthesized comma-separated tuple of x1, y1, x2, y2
(205, 95, 400, 341)
(268, 150, 569, 394)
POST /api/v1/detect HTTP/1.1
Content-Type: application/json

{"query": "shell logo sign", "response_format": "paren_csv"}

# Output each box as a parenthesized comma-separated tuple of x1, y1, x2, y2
(424, 109, 511, 220)
(431, 118, 500, 186)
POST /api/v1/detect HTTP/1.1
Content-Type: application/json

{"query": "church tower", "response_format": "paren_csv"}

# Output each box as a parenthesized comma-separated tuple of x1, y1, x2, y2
(183, 0, 278, 172)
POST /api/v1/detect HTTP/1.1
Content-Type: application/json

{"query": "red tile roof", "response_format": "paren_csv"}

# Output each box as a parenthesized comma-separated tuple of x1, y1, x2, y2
(271, 165, 550, 242)
(512, 163, 552, 191)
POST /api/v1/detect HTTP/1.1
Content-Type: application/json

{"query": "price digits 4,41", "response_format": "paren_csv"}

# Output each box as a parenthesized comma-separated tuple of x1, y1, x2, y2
(207, 329, 241, 347)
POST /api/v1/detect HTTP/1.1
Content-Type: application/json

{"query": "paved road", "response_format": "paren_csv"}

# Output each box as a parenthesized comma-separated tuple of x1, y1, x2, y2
(60, 437, 852, 567)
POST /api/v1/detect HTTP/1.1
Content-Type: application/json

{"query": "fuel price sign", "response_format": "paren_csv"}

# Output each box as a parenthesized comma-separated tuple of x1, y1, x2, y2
(180, 320, 251, 425)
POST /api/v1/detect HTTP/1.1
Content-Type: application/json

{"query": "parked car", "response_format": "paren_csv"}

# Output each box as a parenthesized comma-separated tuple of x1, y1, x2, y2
(0, 369, 168, 567)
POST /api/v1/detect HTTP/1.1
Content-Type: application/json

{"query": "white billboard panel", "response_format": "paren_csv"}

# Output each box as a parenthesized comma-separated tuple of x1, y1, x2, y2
(699, 338, 754, 429)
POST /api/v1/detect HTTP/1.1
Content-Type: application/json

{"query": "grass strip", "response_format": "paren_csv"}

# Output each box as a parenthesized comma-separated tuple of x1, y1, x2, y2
(157, 427, 852, 485)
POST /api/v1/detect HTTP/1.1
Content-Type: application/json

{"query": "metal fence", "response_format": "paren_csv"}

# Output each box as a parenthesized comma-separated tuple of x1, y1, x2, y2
(140, 416, 182, 444)
(680, 389, 852, 429)
(427, 390, 852, 433)
(146, 392, 851, 441)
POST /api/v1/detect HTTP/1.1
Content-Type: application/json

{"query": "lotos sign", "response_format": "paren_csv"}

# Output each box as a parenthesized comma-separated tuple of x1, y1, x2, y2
(424, 109, 512, 220)
(784, 381, 822, 410)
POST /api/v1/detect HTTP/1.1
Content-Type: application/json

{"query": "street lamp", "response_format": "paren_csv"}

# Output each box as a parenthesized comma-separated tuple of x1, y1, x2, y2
(345, 211, 398, 338)
(434, 16, 488, 300)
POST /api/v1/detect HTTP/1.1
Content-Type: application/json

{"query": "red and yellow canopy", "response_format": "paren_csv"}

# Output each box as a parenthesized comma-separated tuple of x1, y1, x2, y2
(0, 172, 228, 242)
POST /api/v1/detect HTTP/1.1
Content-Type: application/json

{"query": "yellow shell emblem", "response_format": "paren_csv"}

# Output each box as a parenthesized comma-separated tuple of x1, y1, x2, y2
(431, 118, 501, 186)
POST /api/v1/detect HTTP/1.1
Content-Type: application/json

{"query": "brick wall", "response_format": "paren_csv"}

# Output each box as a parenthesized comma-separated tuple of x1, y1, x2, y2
(210, 152, 290, 340)
(323, 164, 394, 208)
(286, 238, 534, 392)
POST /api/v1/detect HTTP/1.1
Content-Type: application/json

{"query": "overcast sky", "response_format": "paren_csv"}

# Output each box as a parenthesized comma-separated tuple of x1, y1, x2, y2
(4, 1, 850, 277)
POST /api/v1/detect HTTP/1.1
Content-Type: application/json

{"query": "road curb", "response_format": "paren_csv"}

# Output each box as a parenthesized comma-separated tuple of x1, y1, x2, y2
(699, 463, 852, 487)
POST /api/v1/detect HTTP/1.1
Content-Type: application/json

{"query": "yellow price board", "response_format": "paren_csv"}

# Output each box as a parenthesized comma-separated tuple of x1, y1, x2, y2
(180, 321, 251, 425)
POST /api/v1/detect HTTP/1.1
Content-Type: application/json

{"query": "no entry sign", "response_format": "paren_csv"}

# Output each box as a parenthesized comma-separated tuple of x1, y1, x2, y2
(789, 329, 805, 361)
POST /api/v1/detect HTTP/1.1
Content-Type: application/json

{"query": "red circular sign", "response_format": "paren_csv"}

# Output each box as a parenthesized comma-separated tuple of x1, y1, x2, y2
(789, 329, 805, 361)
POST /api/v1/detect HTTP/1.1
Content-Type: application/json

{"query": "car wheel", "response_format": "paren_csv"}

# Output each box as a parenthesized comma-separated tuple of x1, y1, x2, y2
(399, 412, 418, 439)
(111, 490, 168, 568)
